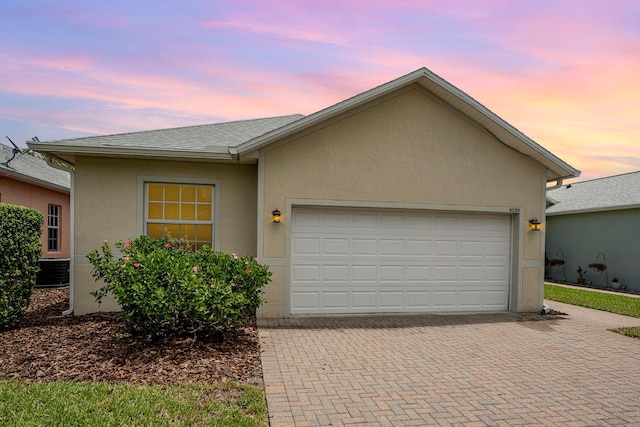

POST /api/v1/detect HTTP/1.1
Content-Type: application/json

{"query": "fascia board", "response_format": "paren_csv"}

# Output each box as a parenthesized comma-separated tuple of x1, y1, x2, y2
(547, 204, 640, 216)
(28, 143, 232, 162)
(0, 168, 70, 193)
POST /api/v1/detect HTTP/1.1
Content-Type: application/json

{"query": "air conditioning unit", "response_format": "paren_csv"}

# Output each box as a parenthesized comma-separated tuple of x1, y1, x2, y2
(36, 258, 70, 288)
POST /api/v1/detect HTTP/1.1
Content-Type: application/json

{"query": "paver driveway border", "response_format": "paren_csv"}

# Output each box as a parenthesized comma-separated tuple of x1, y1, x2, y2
(259, 301, 640, 426)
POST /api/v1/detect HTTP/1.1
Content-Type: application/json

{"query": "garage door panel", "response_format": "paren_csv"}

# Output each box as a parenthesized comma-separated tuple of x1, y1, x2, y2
(290, 208, 511, 314)
(323, 265, 349, 282)
(292, 292, 319, 310)
(486, 265, 509, 281)
(380, 239, 405, 256)
(434, 216, 458, 231)
(486, 241, 509, 257)
(351, 239, 377, 255)
(352, 292, 377, 308)
(459, 290, 484, 307)
(380, 291, 404, 308)
(433, 240, 458, 256)
(459, 240, 485, 257)
(407, 265, 430, 281)
(486, 217, 510, 231)
(352, 213, 377, 229)
(433, 291, 457, 307)
(406, 291, 430, 308)
(379, 265, 404, 281)
(407, 240, 432, 256)
(432, 265, 458, 281)
(292, 237, 320, 255)
(460, 265, 484, 281)
(324, 212, 350, 228)
(323, 238, 349, 255)
(485, 290, 509, 306)
(293, 211, 322, 229)
(323, 292, 348, 309)
(292, 265, 319, 282)
(461, 217, 485, 231)
(351, 265, 377, 281)
(381, 214, 406, 229)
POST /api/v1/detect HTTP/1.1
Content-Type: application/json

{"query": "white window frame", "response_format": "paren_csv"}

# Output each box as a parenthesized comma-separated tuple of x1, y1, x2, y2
(47, 204, 61, 252)
(137, 177, 221, 250)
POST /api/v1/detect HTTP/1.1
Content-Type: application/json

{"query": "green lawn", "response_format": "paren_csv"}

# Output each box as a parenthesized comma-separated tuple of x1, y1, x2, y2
(0, 380, 267, 427)
(545, 283, 640, 338)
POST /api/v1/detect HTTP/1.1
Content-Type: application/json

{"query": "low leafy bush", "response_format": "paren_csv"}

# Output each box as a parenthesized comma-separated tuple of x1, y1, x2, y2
(0, 203, 43, 330)
(87, 236, 270, 340)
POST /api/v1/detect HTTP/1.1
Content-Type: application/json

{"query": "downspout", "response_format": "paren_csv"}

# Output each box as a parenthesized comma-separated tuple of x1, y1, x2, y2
(45, 157, 75, 316)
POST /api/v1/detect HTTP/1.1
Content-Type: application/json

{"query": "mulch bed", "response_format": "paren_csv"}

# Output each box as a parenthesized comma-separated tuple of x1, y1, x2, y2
(0, 288, 263, 385)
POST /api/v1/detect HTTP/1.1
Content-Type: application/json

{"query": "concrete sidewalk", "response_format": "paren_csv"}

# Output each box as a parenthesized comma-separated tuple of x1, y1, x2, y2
(259, 302, 640, 426)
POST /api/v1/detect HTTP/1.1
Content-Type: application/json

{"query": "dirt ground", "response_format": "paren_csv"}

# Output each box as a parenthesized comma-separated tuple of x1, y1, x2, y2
(0, 287, 263, 385)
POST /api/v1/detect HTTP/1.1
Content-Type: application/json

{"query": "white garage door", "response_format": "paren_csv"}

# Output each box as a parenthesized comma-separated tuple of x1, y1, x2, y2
(290, 207, 511, 314)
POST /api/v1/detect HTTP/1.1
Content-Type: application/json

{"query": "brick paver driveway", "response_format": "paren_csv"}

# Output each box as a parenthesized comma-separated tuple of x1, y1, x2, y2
(259, 301, 640, 426)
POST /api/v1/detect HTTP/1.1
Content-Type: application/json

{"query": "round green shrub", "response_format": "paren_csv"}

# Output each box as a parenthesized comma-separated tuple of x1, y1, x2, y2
(87, 236, 270, 340)
(0, 203, 43, 330)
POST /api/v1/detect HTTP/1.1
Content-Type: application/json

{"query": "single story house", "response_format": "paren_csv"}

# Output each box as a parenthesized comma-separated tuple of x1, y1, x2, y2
(1, 143, 71, 287)
(29, 67, 579, 317)
(546, 171, 640, 292)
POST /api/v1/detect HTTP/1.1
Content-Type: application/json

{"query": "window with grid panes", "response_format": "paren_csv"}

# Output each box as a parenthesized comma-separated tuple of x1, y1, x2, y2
(144, 183, 214, 249)
(47, 204, 60, 251)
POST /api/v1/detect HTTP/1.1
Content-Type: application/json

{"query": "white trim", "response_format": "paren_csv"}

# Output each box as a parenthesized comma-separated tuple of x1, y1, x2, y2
(256, 152, 266, 261)
(286, 198, 519, 214)
(539, 171, 548, 308)
(29, 144, 232, 161)
(63, 172, 75, 316)
(547, 204, 640, 216)
(136, 176, 221, 250)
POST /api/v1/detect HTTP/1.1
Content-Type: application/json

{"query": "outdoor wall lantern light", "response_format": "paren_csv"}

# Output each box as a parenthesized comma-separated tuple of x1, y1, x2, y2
(272, 209, 281, 224)
(529, 218, 541, 231)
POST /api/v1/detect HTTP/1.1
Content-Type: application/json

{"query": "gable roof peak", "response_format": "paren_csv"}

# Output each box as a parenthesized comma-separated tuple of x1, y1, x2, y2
(236, 66, 579, 182)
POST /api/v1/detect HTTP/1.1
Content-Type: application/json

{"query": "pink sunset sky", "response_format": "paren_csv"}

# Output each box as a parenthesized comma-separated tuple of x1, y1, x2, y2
(1, 0, 638, 181)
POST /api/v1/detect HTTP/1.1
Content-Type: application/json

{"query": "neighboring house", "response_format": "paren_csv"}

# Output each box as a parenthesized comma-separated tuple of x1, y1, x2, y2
(546, 171, 640, 292)
(29, 67, 579, 317)
(0, 142, 71, 286)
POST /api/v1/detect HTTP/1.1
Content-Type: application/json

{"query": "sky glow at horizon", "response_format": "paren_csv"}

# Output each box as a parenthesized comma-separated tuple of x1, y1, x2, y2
(1, 0, 639, 182)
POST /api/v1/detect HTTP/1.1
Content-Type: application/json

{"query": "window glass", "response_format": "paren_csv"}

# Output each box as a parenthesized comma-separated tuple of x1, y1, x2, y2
(144, 183, 214, 248)
(47, 204, 61, 252)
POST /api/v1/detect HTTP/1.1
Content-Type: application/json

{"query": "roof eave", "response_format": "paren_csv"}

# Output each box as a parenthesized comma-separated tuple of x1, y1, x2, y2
(28, 143, 233, 165)
(0, 168, 70, 193)
(547, 204, 640, 216)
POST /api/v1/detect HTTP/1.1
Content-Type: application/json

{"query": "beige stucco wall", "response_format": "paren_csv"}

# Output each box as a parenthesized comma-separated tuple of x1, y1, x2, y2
(73, 157, 258, 315)
(0, 177, 70, 259)
(259, 87, 546, 317)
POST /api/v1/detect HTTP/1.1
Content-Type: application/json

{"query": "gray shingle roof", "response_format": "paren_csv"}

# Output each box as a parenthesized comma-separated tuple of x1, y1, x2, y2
(546, 171, 640, 215)
(41, 115, 304, 152)
(0, 143, 70, 191)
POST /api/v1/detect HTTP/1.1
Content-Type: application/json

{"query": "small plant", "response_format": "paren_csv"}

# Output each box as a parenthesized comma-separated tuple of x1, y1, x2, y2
(87, 236, 271, 340)
(576, 266, 587, 284)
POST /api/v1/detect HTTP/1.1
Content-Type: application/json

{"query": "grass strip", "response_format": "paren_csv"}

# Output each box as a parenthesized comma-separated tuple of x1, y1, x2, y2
(544, 284, 640, 318)
(0, 380, 267, 427)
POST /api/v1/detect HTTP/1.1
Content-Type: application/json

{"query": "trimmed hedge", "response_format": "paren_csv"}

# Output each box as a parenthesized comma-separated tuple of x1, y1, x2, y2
(0, 203, 43, 329)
